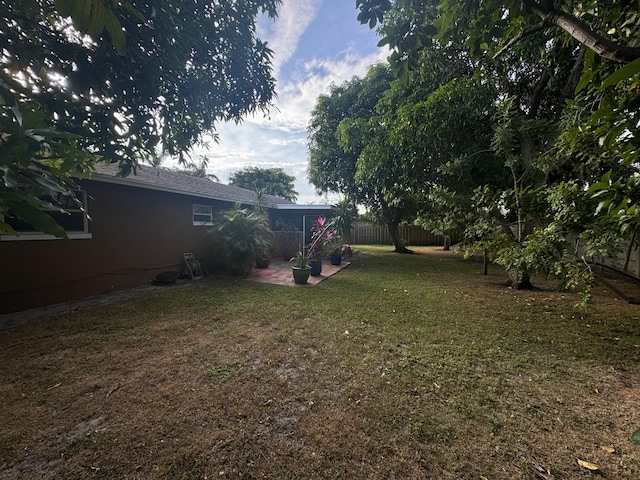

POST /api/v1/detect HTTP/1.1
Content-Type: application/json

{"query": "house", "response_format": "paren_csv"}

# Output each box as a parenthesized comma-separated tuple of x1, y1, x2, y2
(0, 164, 333, 314)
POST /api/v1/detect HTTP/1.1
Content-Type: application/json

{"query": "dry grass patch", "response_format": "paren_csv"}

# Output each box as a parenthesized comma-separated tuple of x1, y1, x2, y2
(1, 246, 639, 479)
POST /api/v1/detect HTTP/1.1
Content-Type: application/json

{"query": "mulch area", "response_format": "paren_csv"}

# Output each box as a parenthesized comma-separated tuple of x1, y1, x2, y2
(244, 259, 350, 286)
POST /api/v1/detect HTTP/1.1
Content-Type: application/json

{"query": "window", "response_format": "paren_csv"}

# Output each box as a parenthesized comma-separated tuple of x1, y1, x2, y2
(1, 191, 91, 241)
(193, 204, 213, 225)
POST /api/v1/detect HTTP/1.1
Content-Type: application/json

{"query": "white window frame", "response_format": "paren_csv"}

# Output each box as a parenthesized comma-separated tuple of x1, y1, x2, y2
(192, 204, 213, 226)
(0, 191, 92, 241)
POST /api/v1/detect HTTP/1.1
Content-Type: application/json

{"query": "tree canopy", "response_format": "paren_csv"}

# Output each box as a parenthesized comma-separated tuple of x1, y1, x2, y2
(308, 63, 394, 198)
(1, 0, 280, 236)
(228, 166, 298, 202)
(316, 0, 640, 297)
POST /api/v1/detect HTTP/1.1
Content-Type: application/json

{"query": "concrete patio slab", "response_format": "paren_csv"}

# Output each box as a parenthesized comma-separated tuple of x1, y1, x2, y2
(244, 259, 350, 286)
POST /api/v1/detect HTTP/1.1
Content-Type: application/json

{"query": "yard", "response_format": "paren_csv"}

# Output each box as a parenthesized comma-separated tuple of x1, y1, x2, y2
(1, 246, 639, 479)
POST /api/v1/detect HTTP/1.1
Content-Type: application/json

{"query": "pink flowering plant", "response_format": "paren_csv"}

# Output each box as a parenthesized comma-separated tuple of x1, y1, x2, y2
(307, 216, 338, 261)
(290, 216, 340, 267)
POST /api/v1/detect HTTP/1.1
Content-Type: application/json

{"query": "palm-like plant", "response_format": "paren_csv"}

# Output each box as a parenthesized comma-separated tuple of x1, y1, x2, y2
(212, 208, 274, 277)
(332, 198, 358, 238)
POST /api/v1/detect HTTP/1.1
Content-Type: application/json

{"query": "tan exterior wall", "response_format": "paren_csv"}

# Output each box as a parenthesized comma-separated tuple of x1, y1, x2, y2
(0, 181, 229, 313)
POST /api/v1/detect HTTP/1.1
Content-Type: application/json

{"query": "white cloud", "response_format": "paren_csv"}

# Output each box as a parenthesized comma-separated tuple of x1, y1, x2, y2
(248, 47, 388, 133)
(185, 46, 388, 204)
(180, 1, 390, 204)
(267, 137, 306, 146)
(259, 0, 321, 77)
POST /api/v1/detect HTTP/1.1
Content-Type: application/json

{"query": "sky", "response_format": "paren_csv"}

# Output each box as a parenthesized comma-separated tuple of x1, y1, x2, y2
(166, 0, 388, 204)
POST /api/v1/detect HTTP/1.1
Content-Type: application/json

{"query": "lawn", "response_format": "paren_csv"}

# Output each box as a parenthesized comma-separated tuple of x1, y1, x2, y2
(1, 246, 639, 479)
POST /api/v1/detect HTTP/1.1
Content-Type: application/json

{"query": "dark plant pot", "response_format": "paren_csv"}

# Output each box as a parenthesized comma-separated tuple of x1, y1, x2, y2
(153, 271, 180, 285)
(309, 260, 322, 276)
(230, 263, 252, 277)
(292, 266, 311, 284)
(256, 256, 271, 268)
(330, 253, 342, 266)
(229, 254, 252, 277)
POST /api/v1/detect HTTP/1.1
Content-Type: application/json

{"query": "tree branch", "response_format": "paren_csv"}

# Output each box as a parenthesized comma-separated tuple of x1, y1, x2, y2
(522, 0, 640, 63)
(560, 45, 586, 102)
(493, 22, 552, 60)
(528, 68, 551, 119)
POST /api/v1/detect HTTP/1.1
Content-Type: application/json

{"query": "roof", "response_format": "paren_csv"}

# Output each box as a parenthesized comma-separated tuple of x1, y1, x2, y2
(275, 204, 334, 211)
(91, 163, 294, 208)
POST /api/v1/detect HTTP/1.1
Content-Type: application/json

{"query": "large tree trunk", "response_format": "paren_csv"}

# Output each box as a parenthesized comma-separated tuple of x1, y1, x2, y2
(623, 229, 636, 272)
(443, 235, 451, 251)
(483, 248, 488, 275)
(388, 221, 412, 253)
(515, 271, 534, 290)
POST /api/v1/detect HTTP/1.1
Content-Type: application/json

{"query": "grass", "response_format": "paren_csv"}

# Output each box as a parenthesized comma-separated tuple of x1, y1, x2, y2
(1, 246, 640, 479)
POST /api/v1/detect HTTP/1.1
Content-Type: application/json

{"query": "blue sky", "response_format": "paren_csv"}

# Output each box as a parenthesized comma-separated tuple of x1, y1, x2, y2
(169, 0, 387, 204)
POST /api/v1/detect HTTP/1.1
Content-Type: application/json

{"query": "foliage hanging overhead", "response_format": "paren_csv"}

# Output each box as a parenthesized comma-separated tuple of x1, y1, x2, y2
(1, 0, 281, 235)
(1, 0, 280, 169)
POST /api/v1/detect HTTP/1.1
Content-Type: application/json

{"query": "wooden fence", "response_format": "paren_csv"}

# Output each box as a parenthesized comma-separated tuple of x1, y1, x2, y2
(273, 225, 446, 258)
(347, 224, 446, 246)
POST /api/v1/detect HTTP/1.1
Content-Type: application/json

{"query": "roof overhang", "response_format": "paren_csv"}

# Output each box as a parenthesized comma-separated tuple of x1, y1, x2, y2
(275, 204, 334, 210)
(89, 172, 261, 205)
(90, 173, 222, 201)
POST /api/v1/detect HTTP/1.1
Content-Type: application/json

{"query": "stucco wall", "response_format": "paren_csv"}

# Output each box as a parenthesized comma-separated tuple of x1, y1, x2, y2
(0, 180, 230, 313)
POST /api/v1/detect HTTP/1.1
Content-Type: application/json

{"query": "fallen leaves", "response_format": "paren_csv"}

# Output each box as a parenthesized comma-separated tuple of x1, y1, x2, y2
(577, 459, 599, 471)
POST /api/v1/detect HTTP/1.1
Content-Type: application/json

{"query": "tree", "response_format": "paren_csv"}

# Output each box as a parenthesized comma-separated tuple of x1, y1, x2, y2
(355, 0, 640, 295)
(399, 72, 509, 247)
(308, 63, 394, 198)
(1, 0, 280, 235)
(228, 167, 298, 202)
(337, 111, 418, 253)
(173, 161, 220, 182)
(308, 63, 418, 252)
(308, 46, 503, 253)
(356, 1, 640, 69)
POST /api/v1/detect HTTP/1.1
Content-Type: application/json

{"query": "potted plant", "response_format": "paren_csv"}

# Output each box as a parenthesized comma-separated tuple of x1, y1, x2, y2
(255, 245, 272, 268)
(307, 216, 338, 276)
(326, 199, 358, 266)
(290, 250, 312, 284)
(329, 244, 347, 265)
(289, 216, 338, 282)
(212, 208, 274, 277)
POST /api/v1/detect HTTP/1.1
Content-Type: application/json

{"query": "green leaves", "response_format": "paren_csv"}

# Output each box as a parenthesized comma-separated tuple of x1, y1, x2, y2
(356, 0, 391, 29)
(5, 200, 69, 239)
(228, 167, 298, 202)
(1, 79, 93, 237)
(3, 1, 281, 236)
(54, 0, 132, 54)
(632, 428, 640, 444)
(211, 208, 275, 277)
(601, 57, 640, 88)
